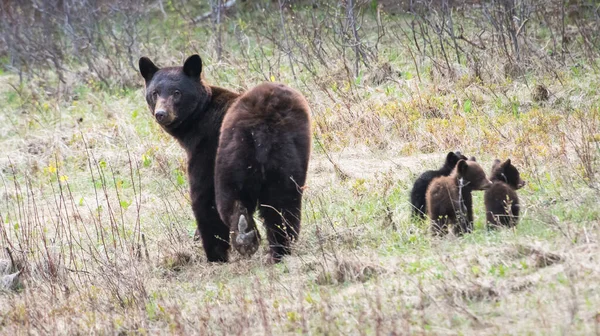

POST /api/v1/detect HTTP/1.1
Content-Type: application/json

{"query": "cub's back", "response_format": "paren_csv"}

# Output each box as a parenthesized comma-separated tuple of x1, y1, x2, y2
(485, 182, 518, 207)
(426, 176, 458, 219)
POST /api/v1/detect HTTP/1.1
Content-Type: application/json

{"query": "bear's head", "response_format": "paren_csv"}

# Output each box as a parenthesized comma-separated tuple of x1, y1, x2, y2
(490, 159, 526, 190)
(442, 151, 468, 171)
(456, 159, 493, 190)
(138, 55, 211, 130)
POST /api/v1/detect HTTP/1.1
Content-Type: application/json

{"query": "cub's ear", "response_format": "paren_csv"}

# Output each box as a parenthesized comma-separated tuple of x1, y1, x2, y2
(457, 159, 468, 175)
(491, 159, 502, 171)
(502, 159, 512, 167)
(139, 57, 159, 82)
(454, 151, 468, 161)
(469, 156, 477, 162)
(183, 54, 202, 78)
(446, 152, 460, 167)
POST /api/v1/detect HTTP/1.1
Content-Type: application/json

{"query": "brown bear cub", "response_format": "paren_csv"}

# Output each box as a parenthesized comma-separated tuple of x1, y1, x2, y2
(139, 55, 311, 263)
(484, 159, 526, 229)
(410, 151, 468, 219)
(426, 160, 492, 235)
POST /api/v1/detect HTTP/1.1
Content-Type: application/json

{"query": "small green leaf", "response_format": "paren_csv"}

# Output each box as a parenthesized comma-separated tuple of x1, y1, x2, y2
(120, 200, 131, 210)
(370, 0, 378, 11)
(142, 154, 152, 167)
(175, 169, 186, 186)
(464, 99, 472, 113)
(305, 293, 314, 304)
(512, 102, 519, 117)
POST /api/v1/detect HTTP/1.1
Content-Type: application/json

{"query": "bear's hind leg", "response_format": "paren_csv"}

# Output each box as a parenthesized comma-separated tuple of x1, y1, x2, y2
(215, 131, 263, 258)
(430, 218, 447, 236)
(215, 189, 261, 258)
(259, 185, 302, 263)
(232, 200, 261, 257)
(410, 183, 427, 220)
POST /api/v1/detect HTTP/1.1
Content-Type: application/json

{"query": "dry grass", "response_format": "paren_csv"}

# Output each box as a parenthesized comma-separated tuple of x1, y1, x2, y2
(1, 6, 600, 335)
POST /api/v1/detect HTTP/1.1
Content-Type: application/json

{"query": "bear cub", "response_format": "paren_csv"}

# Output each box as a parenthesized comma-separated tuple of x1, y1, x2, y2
(484, 159, 526, 229)
(426, 160, 492, 235)
(410, 151, 467, 219)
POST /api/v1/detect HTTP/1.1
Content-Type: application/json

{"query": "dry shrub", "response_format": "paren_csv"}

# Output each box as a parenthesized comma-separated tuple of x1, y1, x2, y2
(161, 251, 193, 272)
(316, 258, 384, 285)
(446, 281, 500, 303)
(364, 62, 401, 86)
(532, 84, 550, 102)
(515, 244, 564, 268)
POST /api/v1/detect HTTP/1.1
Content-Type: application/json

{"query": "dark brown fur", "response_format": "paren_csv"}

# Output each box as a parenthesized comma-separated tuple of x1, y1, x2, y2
(409, 151, 469, 219)
(426, 160, 492, 235)
(484, 159, 526, 229)
(139, 55, 311, 263)
(215, 82, 311, 262)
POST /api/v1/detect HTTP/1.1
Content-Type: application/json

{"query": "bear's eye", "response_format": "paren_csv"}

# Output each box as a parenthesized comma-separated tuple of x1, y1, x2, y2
(173, 90, 181, 98)
(151, 90, 158, 100)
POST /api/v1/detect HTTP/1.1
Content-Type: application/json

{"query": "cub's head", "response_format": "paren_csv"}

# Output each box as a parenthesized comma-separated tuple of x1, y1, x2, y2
(443, 151, 468, 171)
(456, 159, 493, 190)
(138, 55, 211, 129)
(490, 159, 526, 190)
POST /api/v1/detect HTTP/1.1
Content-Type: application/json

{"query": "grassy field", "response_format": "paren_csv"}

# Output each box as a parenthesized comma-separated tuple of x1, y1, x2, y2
(1, 3, 600, 334)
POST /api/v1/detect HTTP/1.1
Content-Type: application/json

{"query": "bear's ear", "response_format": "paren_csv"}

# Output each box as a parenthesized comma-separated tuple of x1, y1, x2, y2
(491, 159, 502, 171)
(446, 152, 457, 164)
(139, 57, 159, 82)
(183, 54, 203, 78)
(469, 156, 477, 162)
(503, 159, 512, 167)
(457, 160, 468, 175)
(454, 151, 468, 161)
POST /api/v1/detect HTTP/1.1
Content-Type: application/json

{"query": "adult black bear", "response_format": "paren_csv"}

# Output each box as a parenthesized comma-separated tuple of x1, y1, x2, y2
(426, 160, 492, 235)
(485, 159, 526, 229)
(410, 152, 467, 219)
(139, 55, 311, 263)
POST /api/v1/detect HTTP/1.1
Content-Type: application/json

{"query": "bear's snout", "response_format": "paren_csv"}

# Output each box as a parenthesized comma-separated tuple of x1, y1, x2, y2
(481, 179, 493, 190)
(155, 110, 168, 123)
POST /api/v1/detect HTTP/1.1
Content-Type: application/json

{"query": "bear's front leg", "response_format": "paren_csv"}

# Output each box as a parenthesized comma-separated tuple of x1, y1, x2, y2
(463, 191, 474, 233)
(189, 164, 231, 263)
(191, 194, 230, 262)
